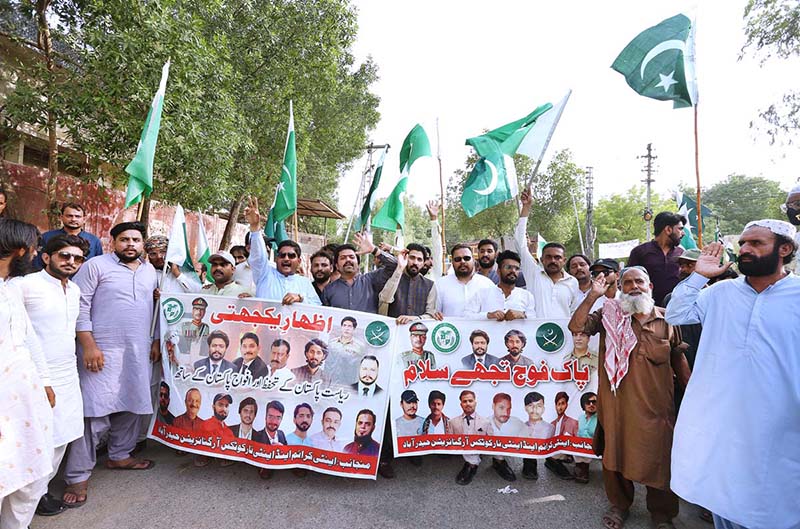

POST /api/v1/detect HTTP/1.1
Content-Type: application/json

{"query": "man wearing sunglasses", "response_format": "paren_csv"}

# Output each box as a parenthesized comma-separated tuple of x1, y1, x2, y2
(15, 234, 89, 517)
(434, 244, 504, 319)
(243, 196, 320, 305)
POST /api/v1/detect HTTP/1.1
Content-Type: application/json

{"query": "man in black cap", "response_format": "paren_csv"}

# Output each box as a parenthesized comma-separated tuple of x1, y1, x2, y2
(395, 390, 424, 436)
(400, 322, 437, 368)
(588, 258, 620, 312)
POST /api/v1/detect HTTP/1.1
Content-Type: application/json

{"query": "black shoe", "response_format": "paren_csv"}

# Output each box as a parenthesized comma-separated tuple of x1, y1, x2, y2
(409, 456, 423, 467)
(455, 462, 478, 485)
(544, 457, 574, 480)
(378, 461, 395, 479)
(491, 458, 517, 481)
(522, 458, 538, 480)
(36, 493, 66, 517)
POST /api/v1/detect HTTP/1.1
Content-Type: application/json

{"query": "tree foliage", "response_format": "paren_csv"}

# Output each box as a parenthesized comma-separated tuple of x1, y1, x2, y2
(682, 174, 785, 236)
(743, 0, 800, 143)
(1, 0, 380, 217)
(590, 186, 674, 248)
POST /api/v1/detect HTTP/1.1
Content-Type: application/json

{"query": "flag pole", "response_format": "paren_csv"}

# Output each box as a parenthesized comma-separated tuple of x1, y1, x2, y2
(149, 265, 169, 338)
(694, 104, 703, 246)
(436, 118, 446, 268)
(344, 146, 373, 243)
(136, 199, 145, 222)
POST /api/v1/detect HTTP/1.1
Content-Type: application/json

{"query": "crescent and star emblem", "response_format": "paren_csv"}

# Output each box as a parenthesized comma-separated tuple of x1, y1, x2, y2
(640, 39, 685, 93)
(473, 158, 499, 195)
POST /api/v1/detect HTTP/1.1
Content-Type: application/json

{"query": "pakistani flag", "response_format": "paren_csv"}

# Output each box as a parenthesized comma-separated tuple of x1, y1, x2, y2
(272, 100, 297, 222)
(124, 60, 170, 208)
(264, 204, 289, 250)
(372, 125, 431, 232)
(196, 219, 213, 283)
(537, 233, 548, 257)
(612, 14, 697, 109)
(165, 205, 198, 280)
(461, 92, 571, 218)
(676, 191, 713, 249)
(355, 146, 388, 232)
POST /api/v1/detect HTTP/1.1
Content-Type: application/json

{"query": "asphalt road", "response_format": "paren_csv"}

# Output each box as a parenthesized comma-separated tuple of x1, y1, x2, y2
(36, 443, 711, 529)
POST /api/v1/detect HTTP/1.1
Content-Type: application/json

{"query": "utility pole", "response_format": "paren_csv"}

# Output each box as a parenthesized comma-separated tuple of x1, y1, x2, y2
(584, 166, 595, 259)
(638, 144, 656, 240)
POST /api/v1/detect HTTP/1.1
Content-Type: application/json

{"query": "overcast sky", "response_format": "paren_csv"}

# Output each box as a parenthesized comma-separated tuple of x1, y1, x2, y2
(335, 0, 800, 219)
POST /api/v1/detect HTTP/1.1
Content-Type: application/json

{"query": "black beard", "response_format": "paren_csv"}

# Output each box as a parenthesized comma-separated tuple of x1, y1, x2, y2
(454, 267, 472, 279)
(738, 245, 781, 277)
(478, 258, 494, 270)
(500, 275, 516, 285)
(296, 422, 311, 432)
(419, 266, 430, 276)
(313, 272, 331, 282)
(406, 266, 420, 278)
(115, 250, 141, 263)
(9, 252, 33, 278)
(786, 208, 800, 226)
(354, 434, 373, 445)
(214, 413, 227, 421)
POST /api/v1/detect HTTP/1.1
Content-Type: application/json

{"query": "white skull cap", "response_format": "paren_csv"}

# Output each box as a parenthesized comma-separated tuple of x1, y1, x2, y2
(743, 219, 796, 241)
(788, 183, 800, 198)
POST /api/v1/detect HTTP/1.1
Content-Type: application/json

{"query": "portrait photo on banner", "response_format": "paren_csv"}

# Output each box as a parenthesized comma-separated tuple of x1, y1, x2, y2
(389, 317, 600, 459)
(152, 293, 397, 479)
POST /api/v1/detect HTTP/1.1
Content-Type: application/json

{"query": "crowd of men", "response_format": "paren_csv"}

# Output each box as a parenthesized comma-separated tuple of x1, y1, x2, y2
(1, 183, 799, 529)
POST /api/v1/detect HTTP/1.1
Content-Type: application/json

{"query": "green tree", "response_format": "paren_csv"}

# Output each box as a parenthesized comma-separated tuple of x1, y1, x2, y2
(591, 186, 675, 248)
(743, 0, 800, 142)
(1, 0, 380, 240)
(683, 174, 785, 235)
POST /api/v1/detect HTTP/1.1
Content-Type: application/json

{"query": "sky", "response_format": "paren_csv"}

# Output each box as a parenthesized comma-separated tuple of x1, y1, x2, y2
(336, 0, 800, 219)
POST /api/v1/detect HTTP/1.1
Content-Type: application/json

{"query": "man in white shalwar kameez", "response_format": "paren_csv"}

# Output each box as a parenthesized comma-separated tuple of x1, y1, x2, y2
(0, 219, 54, 529)
(666, 220, 800, 529)
(17, 234, 87, 516)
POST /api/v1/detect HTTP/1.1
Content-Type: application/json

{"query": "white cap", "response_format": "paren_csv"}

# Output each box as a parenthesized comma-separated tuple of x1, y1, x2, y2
(743, 219, 797, 242)
(209, 250, 236, 267)
(788, 183, 800, 199)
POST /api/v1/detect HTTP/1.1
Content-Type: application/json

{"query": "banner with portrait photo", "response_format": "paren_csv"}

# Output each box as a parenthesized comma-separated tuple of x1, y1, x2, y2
(390, 318, 600, 458)
(150, 293, 396, 479)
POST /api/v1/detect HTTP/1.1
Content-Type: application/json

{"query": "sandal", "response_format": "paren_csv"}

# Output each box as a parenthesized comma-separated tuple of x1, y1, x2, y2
(62, 480, 89, 508)
(602, 506, 629, 529)
(105, 457, 155, 470)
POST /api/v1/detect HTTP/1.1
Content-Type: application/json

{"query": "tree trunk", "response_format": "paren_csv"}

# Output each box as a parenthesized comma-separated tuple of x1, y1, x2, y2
(219, 193, 245, 250)
(35, 0, 59, 228)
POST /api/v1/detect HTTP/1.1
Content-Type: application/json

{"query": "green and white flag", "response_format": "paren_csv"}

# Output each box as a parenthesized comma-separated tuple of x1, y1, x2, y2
(461, 93, 571, 218)
(165, 205, 198, 279)
(196, 218, 213, 283)
(611, 13, 697, 108)
(272, 100, 297, 223)
(372, 124, 431, 232)
(355, 146, 388, 232)
(537, 233, 548, 257)
(124, 60, 170, 208)
(675, 191, 713, 250)
(264, 204, 289, 251)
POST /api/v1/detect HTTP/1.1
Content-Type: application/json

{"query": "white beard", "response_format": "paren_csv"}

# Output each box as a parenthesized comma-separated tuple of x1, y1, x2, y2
(619, 292, 655, 315)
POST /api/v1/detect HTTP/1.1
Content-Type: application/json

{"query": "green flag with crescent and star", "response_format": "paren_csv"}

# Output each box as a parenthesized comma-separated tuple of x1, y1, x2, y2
(355, 146, 388, 232)
(611, 13, 697, 109)
(372, 125, 431, 232)
(124, 61, 170, 208)
(272, 100, 297, 222)
(461, 101, 565, 218)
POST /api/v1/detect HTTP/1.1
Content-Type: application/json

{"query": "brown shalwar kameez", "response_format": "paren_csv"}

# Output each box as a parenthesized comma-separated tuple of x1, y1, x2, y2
(583, 306, 685, 523)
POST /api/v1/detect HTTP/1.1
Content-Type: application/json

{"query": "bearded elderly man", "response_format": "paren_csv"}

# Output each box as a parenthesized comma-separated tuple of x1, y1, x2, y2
(666, 220, 800, 529)
(569, 266, 690, 529)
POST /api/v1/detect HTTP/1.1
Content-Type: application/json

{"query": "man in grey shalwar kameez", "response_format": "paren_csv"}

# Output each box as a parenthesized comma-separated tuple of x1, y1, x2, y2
(62, 222, 159, 507)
